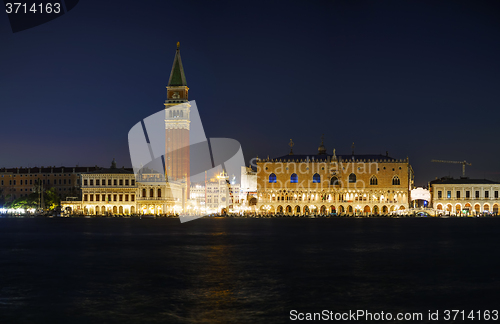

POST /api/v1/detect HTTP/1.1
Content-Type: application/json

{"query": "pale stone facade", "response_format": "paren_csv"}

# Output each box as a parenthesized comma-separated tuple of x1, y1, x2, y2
(430, 177, 500, 216)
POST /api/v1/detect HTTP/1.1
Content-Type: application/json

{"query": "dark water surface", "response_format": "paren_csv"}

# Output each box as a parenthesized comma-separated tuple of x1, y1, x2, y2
(0, 217, 499, 323)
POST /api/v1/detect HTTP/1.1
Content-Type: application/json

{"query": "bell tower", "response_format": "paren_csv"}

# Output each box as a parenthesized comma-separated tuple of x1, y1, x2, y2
(164, 42, 190, 191)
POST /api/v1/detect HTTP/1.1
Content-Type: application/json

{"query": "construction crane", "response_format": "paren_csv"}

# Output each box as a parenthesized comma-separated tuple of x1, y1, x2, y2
(431, 160, 472, 177)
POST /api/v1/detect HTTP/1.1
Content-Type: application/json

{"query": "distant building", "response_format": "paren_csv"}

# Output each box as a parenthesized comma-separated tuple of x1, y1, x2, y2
(430, 177, 500, 216)
(206, 172, 240, 213)
(189, 184, 206, 211)
(410, 187, 431, 208)
(0, 165, 100, 204)
(188, 172, 241, 214)
(256, 138, 414, 215)
(240, 166, 257, 202)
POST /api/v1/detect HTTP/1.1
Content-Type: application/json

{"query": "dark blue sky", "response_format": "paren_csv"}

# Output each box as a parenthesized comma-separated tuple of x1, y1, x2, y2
(1, 1, 499, 186)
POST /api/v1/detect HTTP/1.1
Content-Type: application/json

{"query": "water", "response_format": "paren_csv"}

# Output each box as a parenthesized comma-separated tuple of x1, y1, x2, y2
(0, 217, 499, 323)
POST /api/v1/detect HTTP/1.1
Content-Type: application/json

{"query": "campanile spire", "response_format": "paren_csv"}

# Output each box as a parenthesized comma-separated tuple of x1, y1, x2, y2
(168, 42, 187, 88)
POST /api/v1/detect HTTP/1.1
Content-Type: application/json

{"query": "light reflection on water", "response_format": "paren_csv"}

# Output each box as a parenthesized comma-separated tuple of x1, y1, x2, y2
(0, 218, 499, 323)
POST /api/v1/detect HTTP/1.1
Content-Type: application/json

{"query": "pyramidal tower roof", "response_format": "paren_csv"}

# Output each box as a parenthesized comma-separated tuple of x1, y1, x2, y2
(168, 42, 187, 87)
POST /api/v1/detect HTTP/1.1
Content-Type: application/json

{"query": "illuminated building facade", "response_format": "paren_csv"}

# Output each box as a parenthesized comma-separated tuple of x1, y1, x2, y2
(205, 172, 240, 213)
(256, 139, 414, 215)
(61, 160, 184, 215)
(0, 166, 99, 203)
(136, 168, 184, 215)
(186, 172, 241, 214)
(189, 184, 206, 209)
(240, 166, 257, 204)
(430, 177, 500, 216)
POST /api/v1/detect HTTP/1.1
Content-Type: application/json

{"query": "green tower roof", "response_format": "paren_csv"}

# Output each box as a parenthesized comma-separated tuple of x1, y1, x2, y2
(168, 42, 187, 87)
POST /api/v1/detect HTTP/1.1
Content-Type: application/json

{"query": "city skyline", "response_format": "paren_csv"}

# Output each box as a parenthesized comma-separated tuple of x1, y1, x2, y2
(1, 1, 500, 186)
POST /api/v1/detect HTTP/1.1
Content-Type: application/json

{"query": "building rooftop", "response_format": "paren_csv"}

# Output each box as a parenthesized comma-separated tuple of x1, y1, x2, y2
(168, 42, 187, 87)
(430, 177, 500, 185)
(262, 153, 401, 162)
(0, 166, 101, 174)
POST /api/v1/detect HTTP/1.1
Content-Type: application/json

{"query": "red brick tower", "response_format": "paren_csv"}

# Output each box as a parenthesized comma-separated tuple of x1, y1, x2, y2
(164, 42, 190, 194)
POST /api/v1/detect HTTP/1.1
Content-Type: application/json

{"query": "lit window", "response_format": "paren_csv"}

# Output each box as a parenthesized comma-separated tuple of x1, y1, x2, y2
(269, 173, 277, 183)
(312, 173, 320, 183)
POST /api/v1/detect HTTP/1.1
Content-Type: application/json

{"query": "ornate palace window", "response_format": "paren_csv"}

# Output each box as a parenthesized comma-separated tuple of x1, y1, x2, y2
(312, 173, 320, 183)
(348, 173, 356, 183)
(269, 173, 277, 183)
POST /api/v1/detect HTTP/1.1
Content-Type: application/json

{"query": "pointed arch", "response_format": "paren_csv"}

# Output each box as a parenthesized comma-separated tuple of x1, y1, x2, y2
(312, 173, 320, 183)
(269, 173, 277, 183)
(348, 173, 356, 183)
(369, 175, 378, 185)
(330, 176, 339, 186)
(392, 175, 400, 186)
(290, 173, 298, 183)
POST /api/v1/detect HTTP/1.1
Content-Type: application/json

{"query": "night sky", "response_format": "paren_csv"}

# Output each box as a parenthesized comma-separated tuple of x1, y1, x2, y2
(1, 1, 499, 186)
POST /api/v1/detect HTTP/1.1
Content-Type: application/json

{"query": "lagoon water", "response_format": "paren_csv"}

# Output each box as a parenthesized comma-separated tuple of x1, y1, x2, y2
(0, 217, 499, 323)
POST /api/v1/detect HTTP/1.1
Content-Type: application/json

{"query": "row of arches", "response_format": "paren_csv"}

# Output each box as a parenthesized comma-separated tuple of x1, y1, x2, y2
(268, 173, 401, 186)
(82, 205, 136, 215)
(141, 188, 162, 198)
(436, 203, 499, 214)
(168, 109, 184, 118)
(260, 190, 407, 204)
(260, 204, 405, 215)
